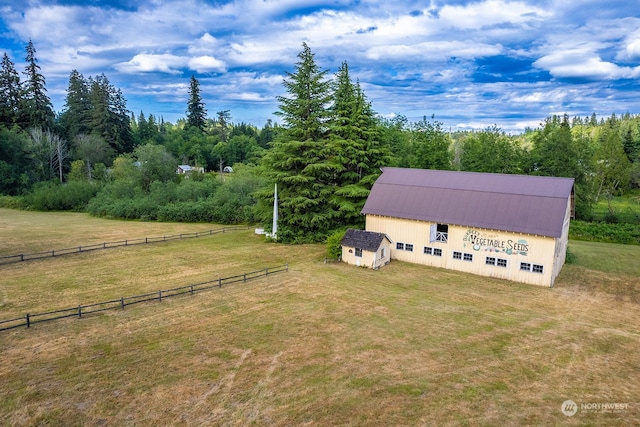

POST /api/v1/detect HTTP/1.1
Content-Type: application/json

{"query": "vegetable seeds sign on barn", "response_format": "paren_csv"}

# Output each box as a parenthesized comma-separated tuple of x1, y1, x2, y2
(462, 229, 530, 256)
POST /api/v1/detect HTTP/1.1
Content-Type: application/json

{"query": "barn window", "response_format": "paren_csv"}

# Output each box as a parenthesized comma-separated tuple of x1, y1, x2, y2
(396, 242, 404, 250)
(433, 248, 442, 256)
(520, 262, 531, 271)
(497, 258, 507, 267)
(405, 244, 414, 252)
(380, 248, 385, 259)
(355, 248, 363, 257)
(430, 224, 449, 243)
(486, 257, 496, 265)
(453, 251, 462, 260)
(424, 246, 432, 255)
(463, 253, 473, 262)
(532, 264, 544, 273)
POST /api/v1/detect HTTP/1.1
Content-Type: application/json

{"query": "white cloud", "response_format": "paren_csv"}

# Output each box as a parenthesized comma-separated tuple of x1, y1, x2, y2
(438, 0, 551, 29)
(366, 40, 502, 61)
(115, 53, 186, 74)
(534, 47, 640, 80)
(618, 29, 640, 61)
(188, 56, 226, 73)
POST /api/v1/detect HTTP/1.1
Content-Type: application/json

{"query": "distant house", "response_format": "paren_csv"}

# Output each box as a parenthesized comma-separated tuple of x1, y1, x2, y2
(341, 228, 392, 269)
(360, 167, 575, 287)
(176, 165, 205, 174)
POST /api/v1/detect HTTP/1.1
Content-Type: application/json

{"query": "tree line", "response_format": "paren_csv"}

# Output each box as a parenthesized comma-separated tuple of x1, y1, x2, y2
(1, 41, 639, 243)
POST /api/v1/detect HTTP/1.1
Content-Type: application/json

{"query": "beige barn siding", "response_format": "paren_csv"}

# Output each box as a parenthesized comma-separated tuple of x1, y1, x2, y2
(366, 215, 563, 286)
(550, 197, 573, 285)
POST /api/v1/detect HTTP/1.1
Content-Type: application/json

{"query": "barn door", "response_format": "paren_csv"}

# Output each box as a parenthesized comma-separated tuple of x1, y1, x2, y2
(429, 223, 437, 243)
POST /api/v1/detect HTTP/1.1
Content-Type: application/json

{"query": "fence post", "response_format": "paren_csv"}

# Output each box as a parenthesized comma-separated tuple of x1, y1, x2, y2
(78, 305, 82, 318)
(125, 240, 128, 246)
(190, 285, 194, 295)
(243, 273, 247, 282)
(286, 263, 289, 272)
(146, 237, 148, 244)
(52, 250, 55, 257)
(158, 290, 162, 302)
(26, 313, 30, 328)
(121, 297, 125, 310)
(218, 278, 222, 288)
(21, 254, 24, 262)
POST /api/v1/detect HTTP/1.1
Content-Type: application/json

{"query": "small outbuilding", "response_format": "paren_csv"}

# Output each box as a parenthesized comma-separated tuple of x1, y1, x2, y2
(341, 228, 392, 269)
(176, 165, 205, 174)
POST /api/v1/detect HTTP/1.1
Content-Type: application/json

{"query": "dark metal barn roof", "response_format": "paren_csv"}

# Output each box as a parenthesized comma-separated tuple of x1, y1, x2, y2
(361, 168, 574, 238)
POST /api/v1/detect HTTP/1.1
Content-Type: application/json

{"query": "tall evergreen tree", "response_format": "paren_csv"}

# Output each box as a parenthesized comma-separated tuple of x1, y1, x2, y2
(21, 40, 54, 130)
(88, 74, 133, 154)
(0, 53, 22, 126)
(59, 70, 91, 141)
(186, 75, 206, 131)
(328, 61, 390, 226)
(260, 42, 334, 243)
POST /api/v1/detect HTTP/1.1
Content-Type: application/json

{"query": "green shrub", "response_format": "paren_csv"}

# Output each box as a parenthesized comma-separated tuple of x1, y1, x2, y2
(0, 195, 26, 209)
(24, 181, 100, 211)
(326, 228, 347, 259)
(569, 220, 640, 245)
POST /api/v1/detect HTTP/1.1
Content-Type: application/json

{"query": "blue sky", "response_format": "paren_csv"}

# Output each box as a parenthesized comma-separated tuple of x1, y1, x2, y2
(1, 0, 639, 132)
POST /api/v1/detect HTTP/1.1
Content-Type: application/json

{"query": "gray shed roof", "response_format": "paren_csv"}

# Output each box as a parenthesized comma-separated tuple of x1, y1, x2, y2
(361, 168, 574, 238)
(341, 228, 391, 252)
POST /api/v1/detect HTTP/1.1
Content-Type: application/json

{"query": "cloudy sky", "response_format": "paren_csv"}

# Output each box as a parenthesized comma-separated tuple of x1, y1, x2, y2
(1, 0, 639, 132)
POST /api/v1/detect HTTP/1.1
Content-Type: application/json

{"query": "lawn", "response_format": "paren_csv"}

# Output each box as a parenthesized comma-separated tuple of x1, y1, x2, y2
(0, 209, 639, 426)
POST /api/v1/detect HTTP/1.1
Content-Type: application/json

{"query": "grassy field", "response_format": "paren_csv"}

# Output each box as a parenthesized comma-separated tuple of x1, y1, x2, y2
(0, 209, 639, 426)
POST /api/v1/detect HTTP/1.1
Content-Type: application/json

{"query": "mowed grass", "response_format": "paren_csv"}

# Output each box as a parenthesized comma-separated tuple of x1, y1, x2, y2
(1, 210, 639, 426)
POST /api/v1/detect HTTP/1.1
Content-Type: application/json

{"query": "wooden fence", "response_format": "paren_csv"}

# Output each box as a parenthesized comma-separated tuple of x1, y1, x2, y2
(0, 264, 288, 332)
(0, 225, 250, 266)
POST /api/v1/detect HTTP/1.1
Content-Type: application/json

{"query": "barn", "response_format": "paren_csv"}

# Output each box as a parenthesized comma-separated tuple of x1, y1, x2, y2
(340, 228, 392, 269)
(360, 167, 575, 287)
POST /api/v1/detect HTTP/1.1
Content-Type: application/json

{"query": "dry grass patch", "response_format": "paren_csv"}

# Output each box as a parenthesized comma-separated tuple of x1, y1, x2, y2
(0, 210, 639, 426)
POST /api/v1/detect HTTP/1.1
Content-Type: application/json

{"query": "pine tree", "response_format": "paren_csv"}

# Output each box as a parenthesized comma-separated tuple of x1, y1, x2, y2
(186, 75, 206, 131)
(59, 70, 91, 141)
(0, 53, 22, 126)
(328, 61, 390, 226)
(261, 43, 335, 243)
(21, 40, 54, 130)
(88, 74, 133, 154)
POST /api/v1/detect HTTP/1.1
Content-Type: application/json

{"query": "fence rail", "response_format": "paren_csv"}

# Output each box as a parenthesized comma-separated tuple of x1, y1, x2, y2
(0, 226, 250, 266)
(0, 264, 288, 332)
